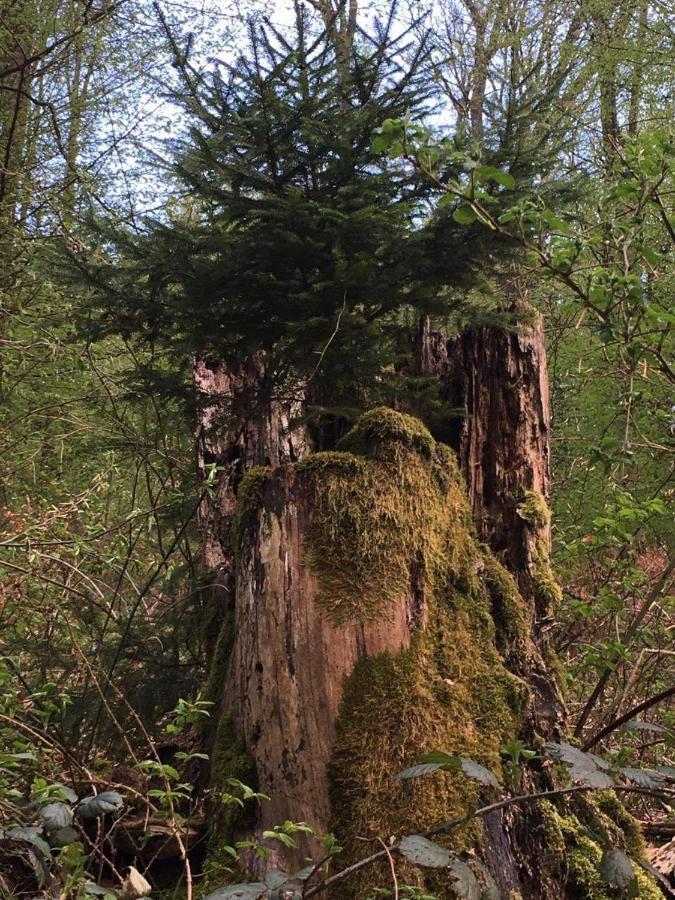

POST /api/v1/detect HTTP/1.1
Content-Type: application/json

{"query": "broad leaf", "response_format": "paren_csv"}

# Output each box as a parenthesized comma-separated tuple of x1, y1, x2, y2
(292, 865, 315, 881)
(621, 720, 666, 734)
(41, 801, 73, 831)
(541, 208, 570, 233)
(8, 825, 52, 857)
(77, 791, 123, 819)
(598, 847, 637, 892)
(51, 825, 79, 846)
(474, 165, 516, 189)
(398, 834, 453, 868)
(453, 206, 478, 225)
(459, 758, 499, 788)
(570, 768, 614, 789)
(420, 751, 461, 768)
(397, 763, 444, 780)
(544, 741, 613, 786)
(264, 869, 289, 889)
(619, 767, 664, 789)
(50, 783, 78, 803)
(544, 741, 602, 771)
(449, 858, 481, 899)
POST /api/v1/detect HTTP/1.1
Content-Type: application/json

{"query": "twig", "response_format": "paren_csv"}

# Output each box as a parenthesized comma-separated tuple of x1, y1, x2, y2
(306, 292, 347, 384)
(582, 684, 675, 751)
(304, 784, 674, 896)
(377, 837, 399, 900)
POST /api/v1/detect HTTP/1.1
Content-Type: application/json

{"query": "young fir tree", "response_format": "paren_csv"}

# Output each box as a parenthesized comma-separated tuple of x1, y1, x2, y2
(75, 5, 469, 415)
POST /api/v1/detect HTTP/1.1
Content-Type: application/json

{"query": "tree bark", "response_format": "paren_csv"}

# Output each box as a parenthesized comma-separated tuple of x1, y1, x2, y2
(412, 313, 557, 608)
(194, 354, 308, 654)
(208, 412, 541, 894)
(198, 324, 657, 898)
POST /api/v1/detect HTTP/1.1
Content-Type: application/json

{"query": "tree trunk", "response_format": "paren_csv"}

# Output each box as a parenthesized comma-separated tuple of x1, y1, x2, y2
(411, 312, 565, 729)
(413, 311, 564, 600)
(194, 354, 308, 658)
(199, 330, 659, 899)
(207, 408, 540, 895)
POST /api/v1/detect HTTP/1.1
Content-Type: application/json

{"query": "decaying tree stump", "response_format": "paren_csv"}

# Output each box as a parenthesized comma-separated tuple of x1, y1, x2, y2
(412, 312, 558, 616)
(196, 329, 660, 899)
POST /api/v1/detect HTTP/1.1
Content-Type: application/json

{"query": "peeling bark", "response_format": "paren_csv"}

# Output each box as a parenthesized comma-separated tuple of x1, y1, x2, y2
(413, 313, 554, 607)
(194, 353, 308, 607)
(411, 313, 565, 737)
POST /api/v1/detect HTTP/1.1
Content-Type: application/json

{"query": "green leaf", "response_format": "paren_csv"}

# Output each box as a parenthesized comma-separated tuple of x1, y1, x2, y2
(77, 791, 123, 819)
(40, 801, 73, 831)
(396, 762, 444, 780)
(459, 758, 499, 788)
(418, 751, 459, 767)
(398, 834, 453, 868)
(51, 784, 78, 803)
(598, 847, 638, 892)
(51, 825, 80, 846)
(371, 134, 390, 154)
(474, 165, 515, 189)
(453, 206, 478, 225)
(541, 208, 570, 233)
(8, 826, 52, 857)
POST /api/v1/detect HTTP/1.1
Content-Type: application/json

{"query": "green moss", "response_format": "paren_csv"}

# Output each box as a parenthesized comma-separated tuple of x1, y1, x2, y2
(480, 550, 532, 658)
(517, 490, 551, 531)
(299, 414, 474, 625)
(593, 792, 646, 859)
(336, 405, 436, 460)
(535, 799, 661, 900)
(328, 583, 529, 896)
(232, 465, 272, 553)
(531, 540, 563, 611)
(516, 490, 563, 612)
(200, 610, 236, 730)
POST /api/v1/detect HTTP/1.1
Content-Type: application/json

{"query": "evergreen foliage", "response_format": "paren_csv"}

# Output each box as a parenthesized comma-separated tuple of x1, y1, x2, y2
(72, 8, 468, 412)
